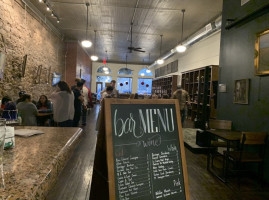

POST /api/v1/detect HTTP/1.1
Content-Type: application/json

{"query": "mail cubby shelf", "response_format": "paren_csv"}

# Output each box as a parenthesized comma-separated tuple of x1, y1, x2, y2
(152, 75, 178, 98)
(181, 65, 218, 121)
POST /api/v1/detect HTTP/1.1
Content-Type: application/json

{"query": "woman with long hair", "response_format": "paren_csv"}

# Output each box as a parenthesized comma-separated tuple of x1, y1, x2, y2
(36, 95, 52, 126)
(50, 81, 74, 127)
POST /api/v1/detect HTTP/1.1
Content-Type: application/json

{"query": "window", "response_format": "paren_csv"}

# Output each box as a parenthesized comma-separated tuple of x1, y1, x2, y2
(97, 66, 111, 74)
(138, 68, 153, 76)
(117, 77, 132, 94)
(137, 78, 152, 95)
(118, 68, 133, 75)
(96, 76, 111, 100)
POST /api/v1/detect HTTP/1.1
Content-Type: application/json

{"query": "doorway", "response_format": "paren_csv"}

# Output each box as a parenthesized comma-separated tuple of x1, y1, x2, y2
(96, 82, 103, 101)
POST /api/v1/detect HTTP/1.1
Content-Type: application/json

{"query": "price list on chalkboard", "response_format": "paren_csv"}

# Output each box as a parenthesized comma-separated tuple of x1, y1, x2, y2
(111, 104, 186, 200)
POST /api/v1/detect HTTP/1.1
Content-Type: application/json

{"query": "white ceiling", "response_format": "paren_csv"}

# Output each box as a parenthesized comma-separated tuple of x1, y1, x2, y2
(30, 0, 223, 64)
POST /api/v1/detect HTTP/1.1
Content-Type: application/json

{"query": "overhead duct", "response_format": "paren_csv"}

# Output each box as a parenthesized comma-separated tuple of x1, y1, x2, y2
(148, 15, 222, 69)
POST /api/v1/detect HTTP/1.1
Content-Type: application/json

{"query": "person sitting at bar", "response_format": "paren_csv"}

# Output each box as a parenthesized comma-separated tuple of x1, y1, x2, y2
(36, 95, 53, 126)
(96, 86, 114, 131)
(16, 91, 26, 104)
(1, 96, 17, 120)
(100, 85, 114, 103)
(17, 94, 38, 126)
(100, 80, 119, 98)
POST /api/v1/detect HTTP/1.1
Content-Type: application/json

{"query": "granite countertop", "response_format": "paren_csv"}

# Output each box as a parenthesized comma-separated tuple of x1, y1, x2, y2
(0, 126, 83, 200)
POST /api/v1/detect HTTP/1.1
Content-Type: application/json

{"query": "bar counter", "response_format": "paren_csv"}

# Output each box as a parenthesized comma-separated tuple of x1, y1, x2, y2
(0, 126, 83, 200)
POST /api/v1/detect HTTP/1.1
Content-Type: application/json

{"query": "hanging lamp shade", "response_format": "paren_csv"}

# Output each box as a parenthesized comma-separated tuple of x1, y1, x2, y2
(157, 59, 164, 65)
(176, 45, 186, 52)
(91, 55, 98, 61)
(91, 30, 99, 61)
(176, 9, 186, 53)
(81, 3, 92, 48)
(146, 53, 151, 73)
(82, 40, 92, 48)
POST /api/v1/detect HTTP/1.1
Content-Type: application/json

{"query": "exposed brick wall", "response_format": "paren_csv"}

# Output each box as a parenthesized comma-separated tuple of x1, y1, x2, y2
(0, 0, 64, 102)
(65, 42, 77, 87)
(65, 42, 92, 89)
(76, 44, 92, 89)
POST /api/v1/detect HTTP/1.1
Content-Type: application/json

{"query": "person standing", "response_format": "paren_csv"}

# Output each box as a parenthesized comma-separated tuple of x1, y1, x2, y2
(172, 85, 190, 125)
(17, 94, 38, 126)
(81, 79, 93, 126)
(72, 80, 84, 127)
(50, 81, 74, 127)
(101, 80, 119, 98)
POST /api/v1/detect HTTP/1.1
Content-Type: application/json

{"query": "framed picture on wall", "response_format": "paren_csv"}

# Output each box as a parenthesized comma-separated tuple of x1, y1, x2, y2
(233, 79, 250, 104)
(255, 29, 269, 76)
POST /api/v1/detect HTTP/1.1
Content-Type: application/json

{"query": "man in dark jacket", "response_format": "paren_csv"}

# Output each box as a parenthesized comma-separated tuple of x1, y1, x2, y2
(72, 81, 84, 127)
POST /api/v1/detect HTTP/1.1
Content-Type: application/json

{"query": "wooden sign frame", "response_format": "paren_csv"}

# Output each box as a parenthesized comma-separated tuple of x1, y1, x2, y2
(104, 98, 190, 200)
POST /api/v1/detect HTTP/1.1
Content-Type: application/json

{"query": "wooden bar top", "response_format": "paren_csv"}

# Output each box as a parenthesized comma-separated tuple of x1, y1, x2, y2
(207, 129, 242, 141)
(0, 126, 83, 200)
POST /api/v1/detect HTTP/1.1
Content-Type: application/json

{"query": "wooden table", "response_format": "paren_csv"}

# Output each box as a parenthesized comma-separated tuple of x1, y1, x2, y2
(206, 129, 241, 182)
(0, 126, 83, 200)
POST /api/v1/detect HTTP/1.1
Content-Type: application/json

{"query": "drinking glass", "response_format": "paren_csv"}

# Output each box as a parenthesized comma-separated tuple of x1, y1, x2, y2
(0, 118, 6, 188)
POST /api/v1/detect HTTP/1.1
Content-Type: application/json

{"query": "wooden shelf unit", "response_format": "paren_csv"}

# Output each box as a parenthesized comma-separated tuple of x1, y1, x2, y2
(152, 75, 178, 98)
(181, 66, 218, 121)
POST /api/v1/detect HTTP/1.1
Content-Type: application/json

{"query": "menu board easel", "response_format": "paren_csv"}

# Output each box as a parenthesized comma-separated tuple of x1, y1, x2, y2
(91, 99, 189, 200)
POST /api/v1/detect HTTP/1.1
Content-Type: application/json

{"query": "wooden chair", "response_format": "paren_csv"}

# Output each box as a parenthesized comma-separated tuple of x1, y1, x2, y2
(209, 119, 232, 147)
(208, 119, 232, 168)
(224, 132, 268, 185)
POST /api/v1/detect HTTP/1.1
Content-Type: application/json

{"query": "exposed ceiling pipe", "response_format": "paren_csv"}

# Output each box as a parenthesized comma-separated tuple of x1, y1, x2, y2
(148, 15, 222, 69)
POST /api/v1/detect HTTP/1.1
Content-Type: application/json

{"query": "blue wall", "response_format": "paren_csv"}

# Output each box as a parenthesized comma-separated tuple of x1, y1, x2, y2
(218, 0, 269, 181)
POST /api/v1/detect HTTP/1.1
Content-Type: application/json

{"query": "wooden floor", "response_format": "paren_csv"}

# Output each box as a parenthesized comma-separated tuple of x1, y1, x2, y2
(46, 105, 269, 200)
(46, 107, 99, 200)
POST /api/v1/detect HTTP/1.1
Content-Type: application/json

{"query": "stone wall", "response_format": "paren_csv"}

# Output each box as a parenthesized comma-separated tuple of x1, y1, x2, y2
(0, 0, 64, 102)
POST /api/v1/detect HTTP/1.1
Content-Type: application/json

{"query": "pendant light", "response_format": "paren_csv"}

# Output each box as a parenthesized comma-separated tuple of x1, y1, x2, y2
(176, 9, 187, 53)
(91, 30, 99, 61)
(146, 53, 151, 73)
(81, 3, 92, 48)
(157, 35, 164, 65)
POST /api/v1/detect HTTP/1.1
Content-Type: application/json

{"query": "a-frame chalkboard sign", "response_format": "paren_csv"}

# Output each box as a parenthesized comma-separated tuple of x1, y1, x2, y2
(91, 99, 189, 200)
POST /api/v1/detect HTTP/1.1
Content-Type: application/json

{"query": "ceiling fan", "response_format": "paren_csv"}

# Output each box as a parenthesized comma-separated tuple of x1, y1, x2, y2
(128, 23, 146, 53)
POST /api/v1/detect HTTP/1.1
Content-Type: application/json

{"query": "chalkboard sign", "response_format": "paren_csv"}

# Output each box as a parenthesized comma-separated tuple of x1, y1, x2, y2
(104, 99, 189, 200)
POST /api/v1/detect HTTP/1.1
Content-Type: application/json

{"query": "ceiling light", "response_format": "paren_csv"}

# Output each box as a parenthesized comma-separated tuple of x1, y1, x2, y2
(103, 67, 108, 71)
(51, 12, 54, 17)
(177, 9, 187, 53)
(46, 6, 50, 11)
(146, 69, 151, 73)
(105, 71, 109, 74)
(57, 19, 60, 23)
(91, 30, 99, 61)
(176, 45, 186, 52)
(157, 35, 164, 65)
(81, 40, 92, 47)
(141, 73, 145, 76)
(39, 0, 42, 2)
(81, 3, 92, 48)
(157, 59, 164, 65)
(91, 55, 98, 61)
